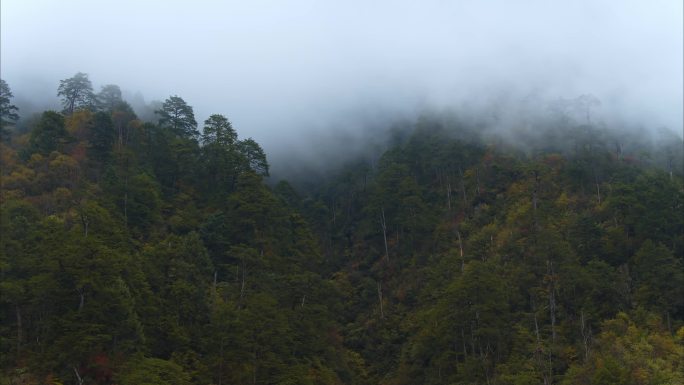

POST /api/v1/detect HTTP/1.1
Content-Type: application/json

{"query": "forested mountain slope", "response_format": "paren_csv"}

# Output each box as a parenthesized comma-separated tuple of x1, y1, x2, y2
(294, 118, 683, 384)
(1, 76, 683, 384)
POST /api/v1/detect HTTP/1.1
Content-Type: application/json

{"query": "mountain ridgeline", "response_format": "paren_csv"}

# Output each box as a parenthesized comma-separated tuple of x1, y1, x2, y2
(1, 75, 683, 384)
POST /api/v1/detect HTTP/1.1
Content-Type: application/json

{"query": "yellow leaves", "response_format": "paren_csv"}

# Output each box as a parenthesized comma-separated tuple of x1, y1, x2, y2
(630, 366, 649, 384)
(14, 133, 30, 147)
(648, 333, 679, 360)
(562, 344, 580, 364)
(65, 109, 92, 139)
(44, 214, 65, 227)
(3, 166, 35, 189)
(602, 312, 630, 335)
(676, 326, 684, 343)
(0, 142, 17, 173)
(1, 165, 38, 202)
(1, 151, 80, 202)
(505, 200, 531, 225)
(463, 168, 477, 179)
(28, 153, 44, 166)
(0, 189, 23, 202)
(53, 187, 72, 210)
(48, 152, 79, 183)
(48, 152, 78, 169)
(571, 312, 684, 385)
(506, 180, 531, 202)
(555, 192, 575, 208)
(43, 374, 65, 385)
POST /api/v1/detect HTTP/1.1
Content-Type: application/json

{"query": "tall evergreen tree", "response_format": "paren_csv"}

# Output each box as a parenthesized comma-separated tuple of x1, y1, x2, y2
(97, 84, 123, 112)
(201, 114, 236, 147)
(90, 111, 115, 163)
(0, 79, 19, 138)
(155, 96, 198, 140)
(237, 138, 269, 176)
(57, 72, 96, 115)
(26, 111, 69, 155)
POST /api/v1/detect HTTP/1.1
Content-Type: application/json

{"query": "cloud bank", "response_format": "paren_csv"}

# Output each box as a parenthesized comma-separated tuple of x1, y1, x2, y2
(2, 0, 682, 171)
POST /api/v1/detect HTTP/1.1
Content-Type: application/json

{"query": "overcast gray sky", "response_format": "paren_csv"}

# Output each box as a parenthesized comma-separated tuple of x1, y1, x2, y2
(1, 0, 682, 161)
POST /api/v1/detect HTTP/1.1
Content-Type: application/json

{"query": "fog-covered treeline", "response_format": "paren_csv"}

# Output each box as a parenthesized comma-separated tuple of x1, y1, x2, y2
(1, 73, 683, 384)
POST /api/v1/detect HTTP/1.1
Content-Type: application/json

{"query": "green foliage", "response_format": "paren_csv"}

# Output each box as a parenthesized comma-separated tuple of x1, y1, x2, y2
(237, 137, 269, 176)
(155, 95, 198, 140)
(199, 114, 242, 198)
(116, 357, 191, 385)
(562, 313, 684, 385)
(631, 241, 684, 317)
(141, 233, 213, 356)
(89, 111, 115, 163)
(201, 113, 236, 147)
(2, 84, 682, 385)
(292, 118, 683, 384)
(96, 84, 123, 112)
(0, 79, 19, 138)
(26, 111, 69, 156)
(57, 72, 96, 115)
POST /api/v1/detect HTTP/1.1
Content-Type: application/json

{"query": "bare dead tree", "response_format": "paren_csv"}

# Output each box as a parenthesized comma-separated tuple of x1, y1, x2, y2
(380, 207, 389, 263)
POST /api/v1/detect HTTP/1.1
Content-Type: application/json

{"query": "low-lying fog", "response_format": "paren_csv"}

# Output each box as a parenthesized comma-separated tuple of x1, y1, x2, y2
(2, 0, 682, 176)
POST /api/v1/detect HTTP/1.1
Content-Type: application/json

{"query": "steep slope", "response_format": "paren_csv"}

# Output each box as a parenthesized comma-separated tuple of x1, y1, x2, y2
(293, 118, 684, 384)
(1, 86, 682, 384)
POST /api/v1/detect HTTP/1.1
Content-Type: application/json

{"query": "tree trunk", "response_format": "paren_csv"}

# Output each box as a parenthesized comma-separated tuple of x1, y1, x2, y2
(615, 141, 622, 161)
(461, 327, 467, 358)
(73, 366, 84, 385)
(380, 207, 389, 263)
(459, 167, 468, 208)
(532, 171, 539, 230)
(238, 260, 247, 308)
(548, 262, 556, 344)
(78, 290, 85, 311)
(377, 282, 385, 319)
(123, 175, 128, 226)
(81, 214, 89, 238)
(457, 229, 465, 272)
(213, 270, 218, 294)
(580, 310, 590, 362)
(534, 307, 550, 385)
(447, 181, 452, 211)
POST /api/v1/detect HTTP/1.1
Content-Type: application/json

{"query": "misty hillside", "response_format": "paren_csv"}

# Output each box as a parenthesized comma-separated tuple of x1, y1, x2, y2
(1, 75, 683, 385)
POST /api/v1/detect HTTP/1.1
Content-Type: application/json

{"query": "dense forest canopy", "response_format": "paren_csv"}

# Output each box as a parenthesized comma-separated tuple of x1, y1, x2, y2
(1, 74, 683, 385)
